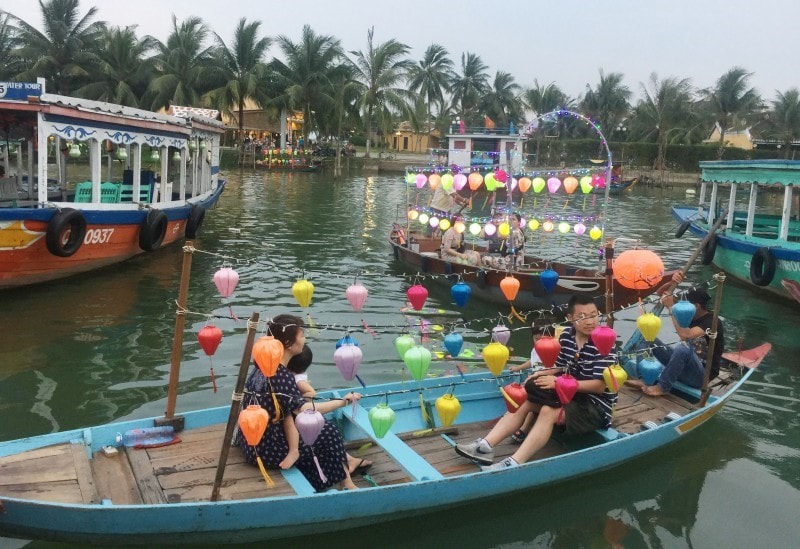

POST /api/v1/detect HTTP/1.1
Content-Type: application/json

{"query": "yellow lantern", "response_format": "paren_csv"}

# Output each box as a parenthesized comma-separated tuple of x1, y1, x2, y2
(292, 279, 315, 308)
(636, 312, 662, 342)
(498, 222, 510, 237)
(603, 364, 628, 393)
(528, 219, 540, 231)
(408, 209, 419, 220)
(589, 226, 603, 240)
(483, 341, 510, 375)
(438, 218, 451, 231)
(435, 393, 461, 427)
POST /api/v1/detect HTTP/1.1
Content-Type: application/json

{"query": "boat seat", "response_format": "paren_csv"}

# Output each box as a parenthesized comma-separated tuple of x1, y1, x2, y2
(596, 427, 625, 442)
(119, 182, 152, 203)
(341, 403, 444, 481)
(280, 466, 316, 496)
(670, 380, 702, 401)
(74, 181, 121, 203)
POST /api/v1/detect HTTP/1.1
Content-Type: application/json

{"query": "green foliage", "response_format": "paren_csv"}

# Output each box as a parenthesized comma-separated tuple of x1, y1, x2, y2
(349, 134, 367, 146)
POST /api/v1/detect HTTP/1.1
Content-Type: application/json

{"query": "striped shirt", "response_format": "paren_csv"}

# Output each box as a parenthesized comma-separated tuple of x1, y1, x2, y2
(554, 326, 617, 428)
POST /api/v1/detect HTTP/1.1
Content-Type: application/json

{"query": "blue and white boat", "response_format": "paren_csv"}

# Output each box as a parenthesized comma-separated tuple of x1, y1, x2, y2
(673, 160, 800, 301)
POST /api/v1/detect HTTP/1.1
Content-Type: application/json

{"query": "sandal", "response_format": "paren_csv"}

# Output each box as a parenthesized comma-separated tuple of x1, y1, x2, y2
(349, 458, 373, 475)
(511, 429, 527, 443)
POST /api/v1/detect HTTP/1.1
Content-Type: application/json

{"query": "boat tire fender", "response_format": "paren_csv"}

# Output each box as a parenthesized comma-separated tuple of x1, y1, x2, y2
(139, 209, 168, 252)
(184, 204, 206, 239)
(700, 235, 717, 265)
(675, 221, 691, 238)
(749, 247, 776, 286)
(46, 208, 87, 257)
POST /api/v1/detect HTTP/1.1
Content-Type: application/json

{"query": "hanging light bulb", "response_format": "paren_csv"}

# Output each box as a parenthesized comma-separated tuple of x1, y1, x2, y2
(188, 139, 197, 152)
(172, 150, 181, 161)
(69, 143, 81, 158)
(150, 148, 160, 162)
(199, 138, 207, 151)
(116, 147, 127, 161)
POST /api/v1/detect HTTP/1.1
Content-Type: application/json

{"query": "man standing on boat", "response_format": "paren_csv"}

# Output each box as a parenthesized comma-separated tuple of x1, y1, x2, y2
(429, 183, 468, 217)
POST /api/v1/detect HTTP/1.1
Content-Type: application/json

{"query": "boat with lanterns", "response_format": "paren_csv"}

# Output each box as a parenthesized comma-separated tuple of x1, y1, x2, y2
(672, 160, 800, 302)
(0, 81, 225, 288)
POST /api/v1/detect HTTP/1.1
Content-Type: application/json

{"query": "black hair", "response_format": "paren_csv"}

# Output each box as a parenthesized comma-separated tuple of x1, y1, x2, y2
(567, 294, 596, 315)
(286, 344, 313, 374)
(267, 314, 305, 348)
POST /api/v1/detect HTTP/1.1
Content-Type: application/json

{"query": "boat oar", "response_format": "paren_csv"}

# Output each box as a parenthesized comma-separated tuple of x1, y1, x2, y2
(211, 312, 260, 501)
(621, 212, 729, 354)
(698, 272, 725, 407)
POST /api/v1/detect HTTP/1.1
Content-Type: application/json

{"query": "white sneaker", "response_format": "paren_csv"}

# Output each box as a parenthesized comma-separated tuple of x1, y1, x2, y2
(455, 439, 494, 465)
(481, 457, 519, 471)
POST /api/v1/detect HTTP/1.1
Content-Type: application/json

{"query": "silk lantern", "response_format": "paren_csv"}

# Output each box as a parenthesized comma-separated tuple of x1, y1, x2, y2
(593, 174, 606, 189)
(451, 280, 471, 307)
(532, 177, 546, 193)
(580, 176, 593, 194)
(518, 177, 532, 193)
(671, 300, 696, 328)
(500, 276, 520, 301)
(492, 324, 511, 345)
(428, 173, 441, 189)
(435, 394, 461, 427)
(603, 364, 628, 393)
(441, 173, 454, 190)
(534, 336, 561, 368)
(469, 222, 482, 235)
(238, 404, 269, 445)
(638, 357, 663, 385)
(292, 279, 314, 307)
(542, 220, 555, 232)
(404, 345, 432, 380)
(336, 334, 359, 349)
(613, 249, 665, 290)
(484, 172, 497, 191)
(563, 176, 578, 194)
(405, 172, 416, 184)
(589, 226, 603, 240)
(494, 168, 508, 183)
(558, 222, 570, 234)
(453, 173, 467, 190)
(197, 325, 223, 356)
(253, 335, 284, 377)
(574, 222, 586, 235)
(368, 403, 396, 438)
(394, 334, 415, 360)
(334, 343, 362, 381)
(345, 283, 368, 311)
(547, 177, 562, 193)
(444, 332, 464, 357)
(295, 409, 328, 482)
(591, 325, 617, 356)
(468, 172, 483, 190)
(407, 283, 428, 311)
(501, 382, 528, 412)
(540, 268, 559, 293)
(555, 373, 578, 405)
(214, 267, 239, 297)
(415, 173, 427, 188)
(483, 341, 510, 375)
(636, 312, 662, 342)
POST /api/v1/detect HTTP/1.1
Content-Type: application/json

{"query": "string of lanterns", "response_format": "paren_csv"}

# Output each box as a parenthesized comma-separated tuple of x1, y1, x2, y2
(404, 168, 608, 194)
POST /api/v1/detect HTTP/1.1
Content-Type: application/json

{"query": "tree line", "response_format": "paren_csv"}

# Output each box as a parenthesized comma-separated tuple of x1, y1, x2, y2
(2, 0, 799, 168)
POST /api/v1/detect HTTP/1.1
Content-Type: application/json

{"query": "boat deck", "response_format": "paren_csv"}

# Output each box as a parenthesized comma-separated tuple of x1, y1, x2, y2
(0, 377, 733, 505)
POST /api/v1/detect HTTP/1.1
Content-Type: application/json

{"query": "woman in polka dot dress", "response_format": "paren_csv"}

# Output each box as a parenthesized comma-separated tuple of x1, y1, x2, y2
(240, 314, 361, 491)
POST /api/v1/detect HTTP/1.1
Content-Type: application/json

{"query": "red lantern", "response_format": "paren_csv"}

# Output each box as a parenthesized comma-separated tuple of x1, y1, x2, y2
(534, 336, 561, 368)
(613, 249, 665, 290)
(407, 284, 429, 311)
(501, 382, 528, 413)
(252, 335, 284, 377)
(500, 276, 520, 302)
(590, 325, 617, 356)
(197, 325, 223, 356)
(238, 404, 269, 446)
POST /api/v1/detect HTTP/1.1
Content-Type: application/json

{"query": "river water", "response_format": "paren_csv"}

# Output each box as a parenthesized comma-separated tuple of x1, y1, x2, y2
(1, 171, 798, 548)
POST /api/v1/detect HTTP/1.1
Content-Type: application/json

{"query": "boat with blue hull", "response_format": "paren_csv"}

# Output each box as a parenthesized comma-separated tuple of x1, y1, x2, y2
(672, 160, 800, 301)
(0, 340, 766, 544)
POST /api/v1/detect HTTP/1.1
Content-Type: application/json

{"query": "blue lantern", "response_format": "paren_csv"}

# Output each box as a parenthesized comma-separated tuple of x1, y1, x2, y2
(336, 334, 359, 349)
(443, 332, 464, 357)
(451, 281, 471, 307)
(637, 357, 663, 386)
(671, 301, 696, 329)
(540, 269, 559, 293)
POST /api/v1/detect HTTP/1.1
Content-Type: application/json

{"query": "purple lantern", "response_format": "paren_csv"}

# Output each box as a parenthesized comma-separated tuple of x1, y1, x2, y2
(213, 267, 239, 298)
(334, 343, 363, 381)
(492, 324, 511, 345)
(295, 409, 325, 446)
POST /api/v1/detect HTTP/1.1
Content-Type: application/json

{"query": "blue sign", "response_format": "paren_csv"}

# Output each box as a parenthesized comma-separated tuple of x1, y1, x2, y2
(0, 82, 43, 101)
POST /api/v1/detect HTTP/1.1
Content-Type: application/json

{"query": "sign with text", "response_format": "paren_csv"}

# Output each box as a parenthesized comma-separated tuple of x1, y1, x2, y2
(0, 82, 43, 101)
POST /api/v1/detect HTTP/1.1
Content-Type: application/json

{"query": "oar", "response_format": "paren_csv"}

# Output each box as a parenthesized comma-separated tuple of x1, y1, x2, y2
(698, 272, 725, 407)
(621, 211, 728, 354)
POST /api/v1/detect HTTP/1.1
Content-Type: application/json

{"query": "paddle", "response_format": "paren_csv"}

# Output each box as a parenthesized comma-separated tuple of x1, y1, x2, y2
(698, 273, 725, 406)
(621, 211, 729, 354)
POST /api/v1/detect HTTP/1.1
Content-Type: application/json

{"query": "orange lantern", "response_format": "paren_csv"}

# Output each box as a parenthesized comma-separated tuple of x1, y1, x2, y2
(500, 276, 520, 301)
(428, 173, 441, 189)
(468, 172, 483, 190)
(252, 335, 284, 377)
(518, 177, 532, 193)
(563, 176, 579, 194)
(238, 404, 269, 445)
(613, 249, 665, 290)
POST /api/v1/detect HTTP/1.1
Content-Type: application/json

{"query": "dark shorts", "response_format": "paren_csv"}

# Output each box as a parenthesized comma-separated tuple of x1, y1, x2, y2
(560, 397, 605, 436)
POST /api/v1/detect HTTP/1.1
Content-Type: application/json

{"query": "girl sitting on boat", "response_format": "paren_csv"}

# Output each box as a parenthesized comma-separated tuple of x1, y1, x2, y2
(440, 217, 481, 265)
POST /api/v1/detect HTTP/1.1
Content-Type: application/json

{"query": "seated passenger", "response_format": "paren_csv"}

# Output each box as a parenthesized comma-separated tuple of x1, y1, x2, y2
(440, 217, 481, 265)
(481, 213, 525, 269)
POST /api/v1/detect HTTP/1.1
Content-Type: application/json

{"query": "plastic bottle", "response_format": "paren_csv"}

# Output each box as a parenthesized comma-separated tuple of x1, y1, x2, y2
(117, 426, 175, 447)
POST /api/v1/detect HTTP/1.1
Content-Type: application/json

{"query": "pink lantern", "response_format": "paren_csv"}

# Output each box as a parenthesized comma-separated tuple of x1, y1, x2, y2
(555, 374, 578, 405)
(574, 222, 586, 235)
(345, 283, 368, 311)
(453, 173, 467, 190)
(407, 284, 428, 311)
(415, 173, 427, 189)
(492, 324, 511, 345)
(593, 174, 606, 189)
(334, 343, 363, 381)
(590, 325, 617, 356)
(295, 409, 325, 446)
(213, 267, 239, 298)
(547, 177, 562, 193)
(494, 168, 508, 183)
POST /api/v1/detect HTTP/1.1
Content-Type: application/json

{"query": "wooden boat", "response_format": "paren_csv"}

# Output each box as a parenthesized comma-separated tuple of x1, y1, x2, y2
(0, 85, 225, 288)
(0, 336, 767, 544)
(672, 160, 800, 301)
(389, 228, 669, 311)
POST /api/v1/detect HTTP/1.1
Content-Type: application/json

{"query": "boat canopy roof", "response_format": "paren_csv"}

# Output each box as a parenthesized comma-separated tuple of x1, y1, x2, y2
(700, 160, 800, 186)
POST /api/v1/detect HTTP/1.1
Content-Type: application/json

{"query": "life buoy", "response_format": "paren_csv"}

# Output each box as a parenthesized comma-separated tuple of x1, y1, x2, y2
(675, 220, 691, 238)
(46, 208, 87, 257)
(701, 235, 717, 265)
(184, 204, 205, 239)
(749, 247, 776, 286)
(139, 209, 168, 252)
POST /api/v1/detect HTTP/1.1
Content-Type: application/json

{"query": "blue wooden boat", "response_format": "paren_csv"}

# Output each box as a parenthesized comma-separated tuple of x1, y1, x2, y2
(672, 160, 800, 301)
(0, 341, 765, 544)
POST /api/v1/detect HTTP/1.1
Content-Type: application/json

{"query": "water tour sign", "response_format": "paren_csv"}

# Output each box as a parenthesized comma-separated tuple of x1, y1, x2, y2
(0, 82, 43, 101)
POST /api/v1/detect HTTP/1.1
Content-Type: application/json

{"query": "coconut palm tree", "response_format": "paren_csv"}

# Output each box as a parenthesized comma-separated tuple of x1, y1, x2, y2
(580, 70, 632, 138)
(348, 27, 413, 157)
(270, 24, 345, 145)
(74, 26, 155, 107)
(6, 0, 105, 95)
(0, 13, 23, 80)
(146, 15, 215, 110)
(768, 88, 800, 159)
(406, 44, 455, 135)
(481, 70, 523, 129)
(523, 80, 573, 116)
(207, 18, 272, 152)
(701, 66, 761, 159)
(450, 52, 490, 127)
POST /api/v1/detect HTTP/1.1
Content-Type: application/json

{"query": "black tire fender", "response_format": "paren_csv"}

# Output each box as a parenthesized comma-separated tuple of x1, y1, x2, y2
(46, 208, 87, 257)
(701, 235, 717, 265)
(184, 204, 205, 239)
(749, 247, 776, 286)
(139, 209, 168, 252)
(675, 220, 691, 238)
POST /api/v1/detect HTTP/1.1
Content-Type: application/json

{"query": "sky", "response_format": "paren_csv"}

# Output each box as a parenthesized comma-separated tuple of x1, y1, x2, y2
(5, 0, 799, 104)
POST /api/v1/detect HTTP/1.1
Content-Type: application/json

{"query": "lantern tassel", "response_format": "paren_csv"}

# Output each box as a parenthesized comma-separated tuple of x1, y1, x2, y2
(519, 197, 524, 209)
(361, 319, 378, 339)
(419, 392, 430, 425)
(228, 304, 239, 321)
(312, 452, 328, 484)
(500, 386, 521, 410)
(256, 456, 275, 488)
(507, 305, 526, 323)
(210, 366, 217, 393)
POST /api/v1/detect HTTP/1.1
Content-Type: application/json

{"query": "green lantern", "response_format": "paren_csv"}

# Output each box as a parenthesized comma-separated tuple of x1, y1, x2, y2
(150, 148, 160, 162)
(403, 345, 431, 381)
(394, 334, 415, 360)
(172, 150, 181, 161)
(116, 147, 127, 161)
(368, 403, 396, 438)
(69, 144, 81, 158)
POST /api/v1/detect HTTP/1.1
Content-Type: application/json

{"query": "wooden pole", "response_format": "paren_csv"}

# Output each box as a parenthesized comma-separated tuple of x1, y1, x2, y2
(211, 312, 260, 501)
(698, 273, 725, 407)
(161, 242, 194, 427)
(604, 239, 615, 328)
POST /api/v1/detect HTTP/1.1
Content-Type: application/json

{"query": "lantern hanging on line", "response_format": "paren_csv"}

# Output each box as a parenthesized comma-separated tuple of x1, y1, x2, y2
(500, 382, 528, 413)
(443, 331, 464, 357)
(603, 364, 628, 393)
(435, 393, 461, 427)
(500, 276, 524, 322)
(213, 266, 240, 319)
(394, 334, 415, 360)
(403, 345, 431, 381)
(555, 373, 579, 423)
(482, 341, 510, 376)
(407, 283, 429, 311)
(636, 312, 662, 342)
(197, 324, 223, 393)
(368, 402, 396, 438)
(671, 299, 696, 328)
(295, 409, 328, 483)
(638, 356, 663, 385)
(534, 336, 561, 368)
(252, 335, 284, 378)
(451, 280, 471, 307)
(590, 325, 617, 356)
(333, 343, 363, 381)
(492, 324, 511, 345)
(345, 282, 368, 312)
(292, 278, 315, 308)
(238, 405, 274, 487)
(613, 249, 665, 291)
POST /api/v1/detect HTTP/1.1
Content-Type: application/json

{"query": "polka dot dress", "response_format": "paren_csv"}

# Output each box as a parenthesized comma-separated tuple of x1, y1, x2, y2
(240, 365, 347, 491)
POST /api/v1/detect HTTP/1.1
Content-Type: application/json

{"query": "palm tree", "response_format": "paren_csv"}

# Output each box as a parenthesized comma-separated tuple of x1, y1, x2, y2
(580, 70, 632, 138)
(769, 88, 800, 159)
(146, 15, 215, 110)
(450, 52, 489, 127)
(6, 0, 105, 95)
(631, 73, 695, 170)
(74, 26, 155, 107)
(348, 27, 413, 157)
(270, 24, 344, 145)
(406, 44, 455, 135)
(0, 13, 23, 80)
(523, 80, 572, 116)
(481, 70, 523, 129)
(701, 66, 761, 159)
(208, 18, 271, 152)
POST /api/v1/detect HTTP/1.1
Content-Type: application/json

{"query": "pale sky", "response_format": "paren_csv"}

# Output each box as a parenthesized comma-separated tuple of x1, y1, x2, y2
(6, 0, 798, 104)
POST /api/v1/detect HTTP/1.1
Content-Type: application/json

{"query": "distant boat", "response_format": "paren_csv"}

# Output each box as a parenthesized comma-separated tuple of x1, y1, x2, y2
(673, 160, 800, 302)
(0, 85, 225, 288)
